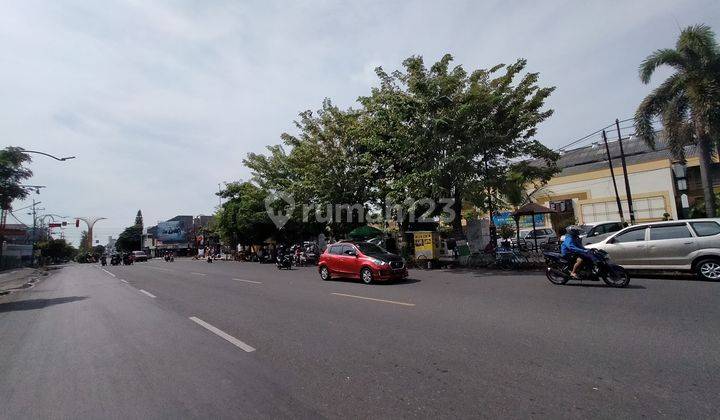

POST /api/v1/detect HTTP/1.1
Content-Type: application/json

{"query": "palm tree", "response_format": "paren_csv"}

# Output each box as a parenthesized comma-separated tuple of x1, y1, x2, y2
(635, 24, 720, 218)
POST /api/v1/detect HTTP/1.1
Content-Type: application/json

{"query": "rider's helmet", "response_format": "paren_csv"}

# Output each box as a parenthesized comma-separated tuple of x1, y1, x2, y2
(566, 225, 582, 236)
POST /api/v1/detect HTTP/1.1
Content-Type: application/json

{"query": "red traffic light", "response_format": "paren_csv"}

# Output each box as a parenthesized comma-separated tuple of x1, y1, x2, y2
(75, 219, 80, 228)
(48, 223, 62, 228)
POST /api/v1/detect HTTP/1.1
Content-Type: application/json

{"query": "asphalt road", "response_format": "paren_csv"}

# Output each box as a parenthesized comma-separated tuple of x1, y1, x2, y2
(1, 259, 718, 419)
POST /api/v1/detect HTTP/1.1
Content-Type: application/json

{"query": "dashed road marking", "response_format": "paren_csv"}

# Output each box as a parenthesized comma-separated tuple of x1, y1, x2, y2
(330, 292, 415, 307)
(191, 272, 207, 276)
(189, 316, 256, 352)
(233, 278, 262, 284)
(139, 289, 156, 298)
(101, 269, 116, 277)
(119, 279, 128, 284)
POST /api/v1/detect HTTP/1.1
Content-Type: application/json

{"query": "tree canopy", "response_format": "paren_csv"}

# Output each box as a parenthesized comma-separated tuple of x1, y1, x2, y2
(0, 147, 33, 210)
(222, 54, 558, 242)
(635, 24, 720, 217)
(116, 224, 142, 252)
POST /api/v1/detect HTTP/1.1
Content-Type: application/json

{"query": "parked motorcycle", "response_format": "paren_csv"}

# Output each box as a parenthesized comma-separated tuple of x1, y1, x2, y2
(543, 248, 630, 287)
(100, 256, 107, 266)
(110, 255, 121, 266)
(276, 254, 293, 270)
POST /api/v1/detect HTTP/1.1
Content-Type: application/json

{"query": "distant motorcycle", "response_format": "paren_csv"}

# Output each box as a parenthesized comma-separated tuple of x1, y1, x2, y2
(276, 254, 293, 270)
(100, 256, 107, 266)
(543, 248, 630, 287)
(110, 255, 121, 266)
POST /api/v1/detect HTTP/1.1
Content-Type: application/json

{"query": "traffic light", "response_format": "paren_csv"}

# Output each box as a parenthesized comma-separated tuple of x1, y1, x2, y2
(75, 219, 80, 228)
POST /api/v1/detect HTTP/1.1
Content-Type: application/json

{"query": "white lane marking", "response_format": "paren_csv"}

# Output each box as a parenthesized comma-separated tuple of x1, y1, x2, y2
(139, 289, 156, 298)
(233, 278, 262, 284)
(119, 279, 128, 284)
(189, 317, 256, 352)
(101, 269, 116, 277)
(191, 272, 207, 276)
(331, 292, 415, 307)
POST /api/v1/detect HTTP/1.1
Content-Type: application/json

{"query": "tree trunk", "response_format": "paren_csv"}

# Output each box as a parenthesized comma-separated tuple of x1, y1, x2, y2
(697, 135, 717, 217)
(451, 188, 463, 237)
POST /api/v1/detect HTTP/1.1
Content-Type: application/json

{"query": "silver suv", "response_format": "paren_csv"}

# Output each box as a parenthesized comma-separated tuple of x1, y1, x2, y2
(588, 219, 720, 280)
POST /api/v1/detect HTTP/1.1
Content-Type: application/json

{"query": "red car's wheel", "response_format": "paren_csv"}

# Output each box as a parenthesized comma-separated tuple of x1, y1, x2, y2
(319, 265, 331, 281)
(360, 267, 373, 284)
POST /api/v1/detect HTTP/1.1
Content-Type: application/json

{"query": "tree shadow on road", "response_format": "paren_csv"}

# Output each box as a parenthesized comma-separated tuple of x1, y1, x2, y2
(0, 296, 88, 313)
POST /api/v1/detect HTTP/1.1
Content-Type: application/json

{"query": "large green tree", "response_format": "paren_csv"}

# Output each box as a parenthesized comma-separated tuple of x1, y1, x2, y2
(215, 182, 277, 246)
(241, 54, 557, 238)
(245, 100, 373, 235)
(115, 225, 142, 252)
(360, 55, 557, 233)
(635, 24, 720, 217)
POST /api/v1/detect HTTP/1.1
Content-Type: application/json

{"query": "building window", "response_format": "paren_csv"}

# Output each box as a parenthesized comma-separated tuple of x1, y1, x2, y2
(580, 196, 666, 223)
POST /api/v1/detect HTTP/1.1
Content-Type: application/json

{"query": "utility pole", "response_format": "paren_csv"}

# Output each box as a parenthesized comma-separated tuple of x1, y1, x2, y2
(615, 119, 636, 224)
(602, 130, 626, 224)
(29, 200, 44, 266)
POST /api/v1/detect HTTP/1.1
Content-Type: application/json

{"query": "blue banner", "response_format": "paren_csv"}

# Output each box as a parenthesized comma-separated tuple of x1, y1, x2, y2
(492, 211, 545, 229)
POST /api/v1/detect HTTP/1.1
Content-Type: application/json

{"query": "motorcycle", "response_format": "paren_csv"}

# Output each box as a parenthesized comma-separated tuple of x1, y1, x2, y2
(110, 255, 121, 266)
(100, 256, 107, 266)
(276, 254, 293, 270)
(543, 248, 630, 288)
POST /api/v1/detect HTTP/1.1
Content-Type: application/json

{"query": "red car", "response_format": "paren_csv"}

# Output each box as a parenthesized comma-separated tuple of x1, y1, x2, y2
(318, 242, 408, 284)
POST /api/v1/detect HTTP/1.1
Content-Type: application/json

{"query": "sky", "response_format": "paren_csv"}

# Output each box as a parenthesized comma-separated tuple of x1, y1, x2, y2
(1, 0, 717, 246)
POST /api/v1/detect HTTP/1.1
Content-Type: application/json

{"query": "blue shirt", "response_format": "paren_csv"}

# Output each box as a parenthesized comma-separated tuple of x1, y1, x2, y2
(561, 234, 588, 256)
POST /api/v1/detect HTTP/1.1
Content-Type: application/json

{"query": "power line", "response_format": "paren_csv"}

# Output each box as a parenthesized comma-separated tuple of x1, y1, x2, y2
(555, 117, 657, 152)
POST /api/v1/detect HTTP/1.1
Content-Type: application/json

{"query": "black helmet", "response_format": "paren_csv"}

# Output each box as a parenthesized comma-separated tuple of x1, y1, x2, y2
(566, 225, 582, 236)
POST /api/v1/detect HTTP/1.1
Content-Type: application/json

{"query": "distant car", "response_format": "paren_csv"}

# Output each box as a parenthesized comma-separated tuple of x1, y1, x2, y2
(561, 221, 625, 245)
(509, 228, 558, 248)
(318, 242, 408, 284)
(132, 251, 148, 262)
(587, 218, 720, 281)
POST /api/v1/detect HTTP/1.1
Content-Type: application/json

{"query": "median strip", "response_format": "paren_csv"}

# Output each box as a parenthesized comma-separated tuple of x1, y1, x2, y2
(101, 269, 116, 277)
(189, 316, 256, 352)
(331, 292, 415, 307)
(233, 278, 262, 284)
(139, 289, 156, 298)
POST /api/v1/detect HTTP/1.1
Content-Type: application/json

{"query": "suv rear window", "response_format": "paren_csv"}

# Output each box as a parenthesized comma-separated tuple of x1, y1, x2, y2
(690, 221, 720, 237)
(649, 224, 692, 240)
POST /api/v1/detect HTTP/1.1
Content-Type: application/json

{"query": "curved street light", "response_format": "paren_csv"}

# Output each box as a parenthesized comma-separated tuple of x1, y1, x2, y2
(19, 148, 76, 161)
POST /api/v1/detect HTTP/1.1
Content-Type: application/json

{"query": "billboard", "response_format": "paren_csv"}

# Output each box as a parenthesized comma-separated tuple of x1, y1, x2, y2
(156, 221, 187, 243)
(492, 211, 545, 229)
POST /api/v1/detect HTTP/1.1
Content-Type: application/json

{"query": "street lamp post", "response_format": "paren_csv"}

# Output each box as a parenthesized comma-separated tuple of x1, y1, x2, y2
(19, 149, 76, 162)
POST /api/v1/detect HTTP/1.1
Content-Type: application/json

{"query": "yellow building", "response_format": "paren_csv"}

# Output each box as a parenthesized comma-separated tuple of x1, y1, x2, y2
(533, 134, 719, 225)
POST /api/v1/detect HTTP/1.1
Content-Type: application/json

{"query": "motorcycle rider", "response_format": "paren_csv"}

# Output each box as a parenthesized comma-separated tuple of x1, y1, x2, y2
(561, 226, 593, 279)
